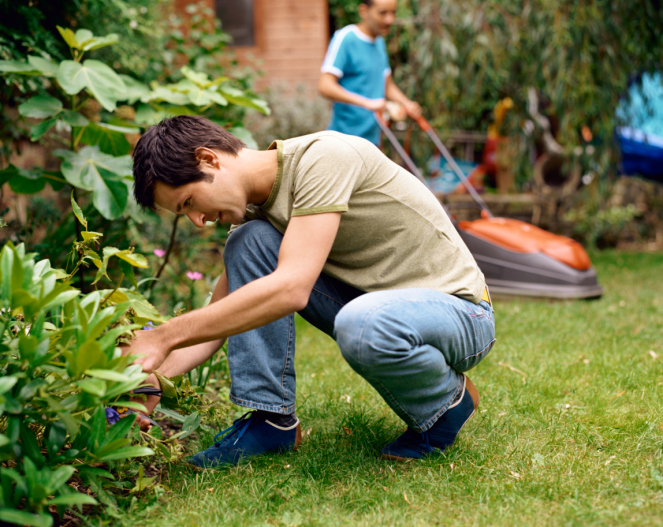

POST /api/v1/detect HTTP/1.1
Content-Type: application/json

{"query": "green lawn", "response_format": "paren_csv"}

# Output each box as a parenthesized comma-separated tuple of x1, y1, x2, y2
(116, 251, 663, 527)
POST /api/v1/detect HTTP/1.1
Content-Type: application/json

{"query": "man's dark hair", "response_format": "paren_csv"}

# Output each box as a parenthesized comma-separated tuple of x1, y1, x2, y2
(132, 115, 245, 210)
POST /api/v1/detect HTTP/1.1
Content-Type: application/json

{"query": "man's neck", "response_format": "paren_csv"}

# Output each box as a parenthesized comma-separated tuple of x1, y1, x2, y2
(237, 148, 279, 206)
(355, 22, 377, 41)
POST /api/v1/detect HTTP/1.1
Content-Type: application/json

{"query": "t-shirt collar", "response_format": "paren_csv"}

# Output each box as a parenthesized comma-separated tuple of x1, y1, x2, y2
(351, 24, 377, 43)
(262, 140, 283, 210)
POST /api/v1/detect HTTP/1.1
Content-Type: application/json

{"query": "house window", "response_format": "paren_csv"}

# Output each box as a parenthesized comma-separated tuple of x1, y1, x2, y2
(215, 0, 255, 46)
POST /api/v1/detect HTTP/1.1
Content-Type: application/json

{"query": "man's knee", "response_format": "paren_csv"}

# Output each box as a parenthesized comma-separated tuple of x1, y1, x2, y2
(334, 294, 399, 367)
(223, 221, 282, 271)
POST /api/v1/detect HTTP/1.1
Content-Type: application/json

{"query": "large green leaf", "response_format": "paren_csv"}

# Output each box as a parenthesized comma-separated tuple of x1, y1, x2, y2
(80, 122, 132, 156)
(98, 288, 165, 323)
(54, 146, 131, 219)
(47, 493, 98, 506)
(82, 34, 120, 51)
(0, 165, 18, 186)
(0, 61, 42, 75)
(71, 341, 107, 376)
(220, 86, 270, 115)
(142, 85, 190, 106)
(180, 67, 229, 89)
(0, 509, 52, 527)
(92, 175, 129, 220)
(0, 376, 18, 394)
(134, 103, 192, 125)
(84, 369, 129, 382)
(76, 377, 106, 396)
(8, 169, 46, 195)
(118, 75, 151, 104)
(30, 118, 58, 141)
(18, 95, 63, 118)
(93, 246, 148, 284)
(97, 446, 154, 462)
(57, 60, 126, 112)
(60, 110, 89, 127)
(176, 80, 228, 107)
(27, 55, 59, 77)
(70, 192, 87, 229)
(57, 26, 79, 48)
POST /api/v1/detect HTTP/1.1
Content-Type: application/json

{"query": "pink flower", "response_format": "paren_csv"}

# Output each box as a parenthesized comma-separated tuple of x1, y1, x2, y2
(153, 249, 166, 257)
(186, 271, 203, 280)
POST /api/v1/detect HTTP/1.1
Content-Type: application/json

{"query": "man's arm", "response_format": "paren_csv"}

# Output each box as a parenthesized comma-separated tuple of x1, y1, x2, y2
(131, 213, 342, 373)
(318, 73, 387, 112)
(384, 75, 421, 117)
(134, 271, 229, 379)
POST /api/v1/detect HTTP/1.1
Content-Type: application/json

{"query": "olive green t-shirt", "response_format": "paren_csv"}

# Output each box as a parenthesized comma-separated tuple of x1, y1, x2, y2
(235, 131, 486, 303)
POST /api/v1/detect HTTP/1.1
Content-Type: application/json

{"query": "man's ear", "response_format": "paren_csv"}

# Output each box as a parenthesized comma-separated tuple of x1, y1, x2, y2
(194, 147, 219, 170)
(358, 3, 368, 19)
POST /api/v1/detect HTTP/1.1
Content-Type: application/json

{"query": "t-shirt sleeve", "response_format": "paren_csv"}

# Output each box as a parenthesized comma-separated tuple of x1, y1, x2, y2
(321, 30, 350, 79)
(291, 138, 365, 216)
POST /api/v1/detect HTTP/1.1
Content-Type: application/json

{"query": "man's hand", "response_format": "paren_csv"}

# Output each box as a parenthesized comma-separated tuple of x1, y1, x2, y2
(403, 99, 422, 118)
(122, 328, 170, 374)
(385, 75, 422, 118)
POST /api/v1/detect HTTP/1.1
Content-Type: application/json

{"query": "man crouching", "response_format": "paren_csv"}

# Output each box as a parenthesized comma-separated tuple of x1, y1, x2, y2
(126, 115, 495, 467)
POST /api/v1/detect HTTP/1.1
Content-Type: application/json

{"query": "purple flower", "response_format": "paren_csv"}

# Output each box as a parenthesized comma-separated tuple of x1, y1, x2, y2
(143, 321, 155, 330)
(106, 407, 121, 425)
(153, 249, 166, 257)
(186, 271, 203, 280)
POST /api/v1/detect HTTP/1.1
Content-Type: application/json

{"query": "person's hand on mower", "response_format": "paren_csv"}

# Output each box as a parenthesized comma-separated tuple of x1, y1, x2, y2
(403, 99, 422, 118)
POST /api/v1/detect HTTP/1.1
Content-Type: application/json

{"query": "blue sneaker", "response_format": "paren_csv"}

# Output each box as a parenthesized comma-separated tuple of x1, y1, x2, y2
(381, 375, 480, 461)
(188, 411, 302, 468)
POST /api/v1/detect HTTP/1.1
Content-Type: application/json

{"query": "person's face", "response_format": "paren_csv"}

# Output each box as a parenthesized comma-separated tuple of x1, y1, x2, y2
(153, 150, 247, 228)
(360, 0, 397, 37)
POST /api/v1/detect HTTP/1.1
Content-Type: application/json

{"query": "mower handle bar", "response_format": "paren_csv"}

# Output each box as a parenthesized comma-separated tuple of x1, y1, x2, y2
(375, 111, 493, 218)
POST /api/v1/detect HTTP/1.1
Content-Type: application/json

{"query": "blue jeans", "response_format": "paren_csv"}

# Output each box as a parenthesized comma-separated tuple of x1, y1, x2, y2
(224, 220, 496, 432)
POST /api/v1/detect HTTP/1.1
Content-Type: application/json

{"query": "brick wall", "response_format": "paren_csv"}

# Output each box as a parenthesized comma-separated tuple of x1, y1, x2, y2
(176, 0, 329, 94)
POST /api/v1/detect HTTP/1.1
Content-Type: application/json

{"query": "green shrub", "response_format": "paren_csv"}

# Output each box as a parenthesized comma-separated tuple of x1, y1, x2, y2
(565, 204, 640, 248)
(0, 241, 153, 526)
(0, 194, 175, 525)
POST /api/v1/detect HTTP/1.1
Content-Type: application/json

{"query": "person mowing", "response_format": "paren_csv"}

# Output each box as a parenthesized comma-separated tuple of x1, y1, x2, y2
(319, 0, 421, 145)
(127, 115, 496, 467)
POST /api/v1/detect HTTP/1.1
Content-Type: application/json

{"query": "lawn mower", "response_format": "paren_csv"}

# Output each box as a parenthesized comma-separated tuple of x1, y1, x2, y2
(375, 111, 604, 299)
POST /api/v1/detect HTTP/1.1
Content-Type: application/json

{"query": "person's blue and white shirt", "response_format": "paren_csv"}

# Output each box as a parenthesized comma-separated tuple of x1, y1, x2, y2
(321, 25, 391, 145)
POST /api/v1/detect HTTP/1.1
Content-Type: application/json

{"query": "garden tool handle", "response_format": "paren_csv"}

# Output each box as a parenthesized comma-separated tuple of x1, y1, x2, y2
(407, 110, 493, 218)
(408, 112, 432, 133)
(374, 111, 427, 184)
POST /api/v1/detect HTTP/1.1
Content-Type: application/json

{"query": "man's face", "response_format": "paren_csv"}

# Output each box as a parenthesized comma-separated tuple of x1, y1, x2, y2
(360, 0, 397, 37)
(153, 154, 247, 228)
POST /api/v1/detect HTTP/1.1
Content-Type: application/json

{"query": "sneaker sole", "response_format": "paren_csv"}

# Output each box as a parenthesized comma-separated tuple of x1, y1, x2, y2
(381, 375, 480, 463)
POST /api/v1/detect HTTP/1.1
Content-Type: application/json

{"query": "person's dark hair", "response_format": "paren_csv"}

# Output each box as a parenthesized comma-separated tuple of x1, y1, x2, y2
(132, 115, 245, 210)
(361, 0, 374, 6)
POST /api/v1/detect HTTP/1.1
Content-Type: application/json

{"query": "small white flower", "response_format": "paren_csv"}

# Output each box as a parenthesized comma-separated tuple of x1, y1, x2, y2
(130, 20, 138, 29)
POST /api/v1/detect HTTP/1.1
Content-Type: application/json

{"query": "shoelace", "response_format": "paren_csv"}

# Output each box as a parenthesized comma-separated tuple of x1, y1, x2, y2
(213, 411, 255, 447)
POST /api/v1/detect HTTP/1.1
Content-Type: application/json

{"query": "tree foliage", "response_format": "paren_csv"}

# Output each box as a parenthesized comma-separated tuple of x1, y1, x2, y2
(329, 0, 663, 179)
